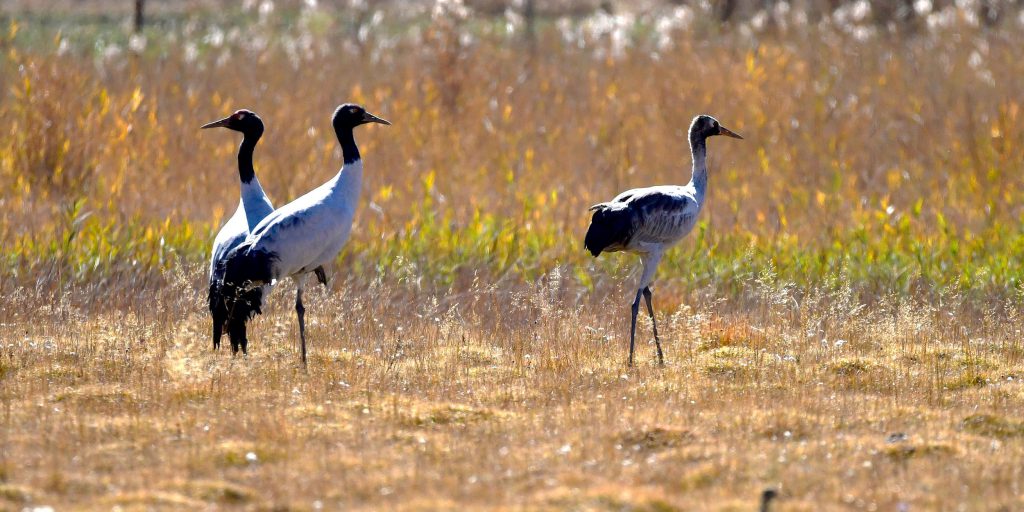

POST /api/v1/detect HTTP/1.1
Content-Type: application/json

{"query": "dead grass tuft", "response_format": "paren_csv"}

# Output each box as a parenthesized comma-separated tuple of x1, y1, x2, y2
(617, 426, 695, 452)
(399, 403, 507, 428)
(944, 373, 989, 390)
(178, 479, 259, 504)
(214, 440, 283, 468)
(0, 484, 33, 503)
(678, 462, 725, 492)
(101, 490, 205, 509)
(961, 414, 1024, 439)
(50, 384, 139, 408)
(882, 442, 957, 461)
(826, 357, 878, 376)
(544, 485, 680, 512)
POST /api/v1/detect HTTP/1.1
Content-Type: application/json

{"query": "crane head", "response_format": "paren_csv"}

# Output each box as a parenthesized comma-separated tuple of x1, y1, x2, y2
(332, 103, 391, 130)
(690, 115, 743, 141)
(200, 109, 264, 134)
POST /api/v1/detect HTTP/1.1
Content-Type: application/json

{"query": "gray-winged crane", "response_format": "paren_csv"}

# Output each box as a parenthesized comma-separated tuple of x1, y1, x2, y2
(219, 104, 390, 366)
(584, 115, 742, 366)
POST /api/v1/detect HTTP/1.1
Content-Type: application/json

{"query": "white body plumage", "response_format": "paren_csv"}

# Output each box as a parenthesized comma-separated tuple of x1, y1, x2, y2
(202, 109, 275, 353)
(210, 181, 274, 281)
(244, 159, 363, 281)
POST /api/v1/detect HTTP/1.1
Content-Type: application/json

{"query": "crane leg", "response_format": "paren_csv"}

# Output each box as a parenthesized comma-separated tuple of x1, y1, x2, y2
(628, 252, 662, 367)
(628, 289, 642, 367)
(643, 286, 664, 365)
(228, 317, 246, 356)
(212, 318, 223, 351)
(296, 285, 307, 368)
(313, 266, 328, 288)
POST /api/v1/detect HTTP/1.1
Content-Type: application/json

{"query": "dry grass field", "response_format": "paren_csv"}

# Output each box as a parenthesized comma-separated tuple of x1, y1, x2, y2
(2, 1, 1024, 510)
(4, 271, 1024, 510)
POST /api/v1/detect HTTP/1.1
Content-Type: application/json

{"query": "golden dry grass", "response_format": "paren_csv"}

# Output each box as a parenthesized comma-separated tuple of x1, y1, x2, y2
(2, 266, 1024, 510)
(3, 2, 1024, 510)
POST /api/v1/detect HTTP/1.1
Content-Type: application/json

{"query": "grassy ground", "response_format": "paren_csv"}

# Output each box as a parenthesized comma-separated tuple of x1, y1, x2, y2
(2, 270, 1023, 510)
(2, 2, 1024, 510)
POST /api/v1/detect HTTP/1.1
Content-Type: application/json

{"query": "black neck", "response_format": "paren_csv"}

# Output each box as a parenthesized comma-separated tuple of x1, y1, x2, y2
(688, 131, 706, 151)
(237, 130, 262, 183)
(335, 125, 361, 164)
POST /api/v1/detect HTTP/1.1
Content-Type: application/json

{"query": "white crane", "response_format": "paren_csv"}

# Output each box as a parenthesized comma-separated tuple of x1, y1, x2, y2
(202, 110, 275, 354)
(584, 115, 742, 366)
(202, 110, 328, 355)
(218, 103, 390, 366)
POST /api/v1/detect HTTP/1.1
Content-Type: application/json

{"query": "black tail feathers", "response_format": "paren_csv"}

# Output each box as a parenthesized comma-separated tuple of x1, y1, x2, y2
(217, 244, 275, 355)
(584, 204, 633, 257)
(221, 243, 274, 287)
(222, 282, 263, 355)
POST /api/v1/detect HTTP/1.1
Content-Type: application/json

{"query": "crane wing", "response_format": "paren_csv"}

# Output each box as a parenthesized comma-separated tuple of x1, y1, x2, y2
(585, 186, 700, 255)
(242, 182, 354, 279)
(625, 188, 701, 246)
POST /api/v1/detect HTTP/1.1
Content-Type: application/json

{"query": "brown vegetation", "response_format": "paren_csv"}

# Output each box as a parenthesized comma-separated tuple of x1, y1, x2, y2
(1, 1, 1024, 509)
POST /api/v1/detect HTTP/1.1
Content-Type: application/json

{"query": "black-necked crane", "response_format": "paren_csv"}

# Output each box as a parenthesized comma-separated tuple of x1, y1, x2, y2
(201, 109, 275, 354)
(218, 103, 390, 366)
(584, 115, 742, 366)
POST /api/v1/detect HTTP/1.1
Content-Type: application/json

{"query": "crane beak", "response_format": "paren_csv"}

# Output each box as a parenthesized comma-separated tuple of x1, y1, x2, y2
(362, 111, 391, 126)
(718, 125, 743, 139)
(200, 117, 231, 130)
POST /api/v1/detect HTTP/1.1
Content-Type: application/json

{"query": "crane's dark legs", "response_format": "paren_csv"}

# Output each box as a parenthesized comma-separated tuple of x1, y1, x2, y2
(210, 282, 226, 351)
(628, 253, 662, 367)
(229, 328, 239, 355)
(227, 317, 247, 355)
(212, 318, 223, 351)
(296, 286, 307, 367)
(643, 286, 664, 365)
(314, 266, 328, 288)
(628, 289, 643, 366)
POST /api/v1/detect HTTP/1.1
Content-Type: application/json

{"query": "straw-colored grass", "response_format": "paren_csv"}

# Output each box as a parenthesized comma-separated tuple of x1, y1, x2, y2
(2, 268, 1023, 509)
(2, 2, 1024, 509)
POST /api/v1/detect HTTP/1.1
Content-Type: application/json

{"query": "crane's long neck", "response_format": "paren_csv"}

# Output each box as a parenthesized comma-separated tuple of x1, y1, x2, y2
(331, 126, 364, 205)
(237, 129, 273, 230)
(338, 127, 361, 166)
(689, 134, 708, 199)
(237, 131, 261, 184)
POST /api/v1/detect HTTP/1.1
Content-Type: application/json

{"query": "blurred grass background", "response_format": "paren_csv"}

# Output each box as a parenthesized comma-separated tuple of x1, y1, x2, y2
(2, 0, 1024, 300)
